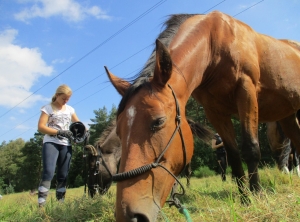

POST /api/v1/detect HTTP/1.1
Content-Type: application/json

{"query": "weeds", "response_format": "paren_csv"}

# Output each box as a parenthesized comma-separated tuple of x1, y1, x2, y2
(0, 167, 300, 221)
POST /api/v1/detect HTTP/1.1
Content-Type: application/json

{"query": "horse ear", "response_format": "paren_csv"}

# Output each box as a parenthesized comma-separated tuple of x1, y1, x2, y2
(104, 66, 131, 96)
(153, 39, 173, 87)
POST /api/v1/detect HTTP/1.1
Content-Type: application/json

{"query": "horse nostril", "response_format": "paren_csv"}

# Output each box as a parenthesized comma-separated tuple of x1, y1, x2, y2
(134, 213, 150, 222)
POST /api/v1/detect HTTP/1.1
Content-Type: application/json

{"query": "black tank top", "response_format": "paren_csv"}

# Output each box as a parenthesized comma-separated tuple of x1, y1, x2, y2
(215, 134, 226, 154)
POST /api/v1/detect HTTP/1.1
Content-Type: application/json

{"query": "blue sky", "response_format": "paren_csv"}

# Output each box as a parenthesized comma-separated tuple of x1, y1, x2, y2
(0, 0, 299, 143)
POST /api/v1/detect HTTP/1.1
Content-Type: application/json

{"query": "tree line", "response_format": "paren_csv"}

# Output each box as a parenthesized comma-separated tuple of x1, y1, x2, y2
(0, 99, 275, 194)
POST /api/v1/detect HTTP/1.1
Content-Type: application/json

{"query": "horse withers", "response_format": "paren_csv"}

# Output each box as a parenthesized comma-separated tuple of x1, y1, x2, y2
(105, 11, 300, 221)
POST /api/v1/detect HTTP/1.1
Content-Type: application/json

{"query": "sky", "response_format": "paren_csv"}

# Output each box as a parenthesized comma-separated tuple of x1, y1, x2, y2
(0, 0, 299, 143)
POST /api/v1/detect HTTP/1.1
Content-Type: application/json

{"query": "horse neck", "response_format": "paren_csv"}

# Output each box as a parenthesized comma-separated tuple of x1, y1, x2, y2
(168, 49, 209, 105)
(169, 41, 210, 102)
(167, 14, 226, 101)
(100, 127, 120, 153)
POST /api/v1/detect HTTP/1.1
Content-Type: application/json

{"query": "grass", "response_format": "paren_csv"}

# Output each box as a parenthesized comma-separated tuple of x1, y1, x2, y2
(0, 166, 300, 221)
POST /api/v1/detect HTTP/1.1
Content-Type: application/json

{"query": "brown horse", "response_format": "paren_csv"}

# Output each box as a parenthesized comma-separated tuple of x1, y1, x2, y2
(85, 118, 212, 197)
(266, 40, 300, 176)
(105, 11, 300, 221)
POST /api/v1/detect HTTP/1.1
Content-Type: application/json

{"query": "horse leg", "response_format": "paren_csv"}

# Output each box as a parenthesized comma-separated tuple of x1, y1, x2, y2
(278, 114, 300, 177)
(88, 187, 95, 198)
(204, 111, 247, 200)
(185, 162, 192, 187)
(235, 76, 261, 193)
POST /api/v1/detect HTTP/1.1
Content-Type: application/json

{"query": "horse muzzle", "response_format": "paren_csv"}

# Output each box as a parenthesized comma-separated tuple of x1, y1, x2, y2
(115, 196, 160, 222)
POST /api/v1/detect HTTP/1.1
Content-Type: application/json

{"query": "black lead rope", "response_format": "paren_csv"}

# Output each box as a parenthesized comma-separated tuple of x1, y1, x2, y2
(112, 119, 182, 181)
(82, 132, 90, 195)
(111, 84, 188, 210)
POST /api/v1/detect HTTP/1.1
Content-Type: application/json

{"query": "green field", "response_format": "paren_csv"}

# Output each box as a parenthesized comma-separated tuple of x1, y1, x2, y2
(1, 167, 300, 222)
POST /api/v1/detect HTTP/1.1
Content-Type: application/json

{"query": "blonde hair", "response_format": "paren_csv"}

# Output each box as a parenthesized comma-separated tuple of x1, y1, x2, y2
(51, 84, 72, 103)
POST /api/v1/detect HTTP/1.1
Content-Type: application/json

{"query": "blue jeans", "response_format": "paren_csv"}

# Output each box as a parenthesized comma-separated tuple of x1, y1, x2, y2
(38, 142, 72, 205)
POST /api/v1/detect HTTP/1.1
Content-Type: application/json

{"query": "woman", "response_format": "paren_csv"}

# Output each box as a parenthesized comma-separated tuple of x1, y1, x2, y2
(211, 133, 227, 181)
(37, 84, 81, 207)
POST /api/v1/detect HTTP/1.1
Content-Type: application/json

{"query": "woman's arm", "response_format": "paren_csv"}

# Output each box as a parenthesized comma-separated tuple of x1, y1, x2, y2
(38, 112, 59, 135)
(71, 112, 80, 122)
(211, 139, 224, 149)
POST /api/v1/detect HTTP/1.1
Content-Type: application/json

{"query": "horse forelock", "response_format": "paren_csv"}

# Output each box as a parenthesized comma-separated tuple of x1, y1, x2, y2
(117, 14, 197, 116)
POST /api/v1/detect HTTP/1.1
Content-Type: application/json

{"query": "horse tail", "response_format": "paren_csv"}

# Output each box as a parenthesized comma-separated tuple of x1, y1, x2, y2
(275, 121, 292, 171)
(187, 118, 214, 145)
(278, 138, 291, 171)
(84, 144, 98, 156)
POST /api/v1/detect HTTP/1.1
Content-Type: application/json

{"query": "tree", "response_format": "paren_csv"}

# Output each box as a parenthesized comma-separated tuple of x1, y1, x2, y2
(16, 132, 43, 192)
(185, 97, 274, 174)
(88, 105, 117, 145)
(0, 138, 25, 193)
(67, 144, 85, 188)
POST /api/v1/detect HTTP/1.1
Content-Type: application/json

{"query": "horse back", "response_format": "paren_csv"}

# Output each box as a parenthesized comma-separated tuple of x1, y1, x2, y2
(172, 11, 300, 121)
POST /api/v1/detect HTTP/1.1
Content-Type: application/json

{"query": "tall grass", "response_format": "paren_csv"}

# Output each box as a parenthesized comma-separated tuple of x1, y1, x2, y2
(1, 166, 300, 221)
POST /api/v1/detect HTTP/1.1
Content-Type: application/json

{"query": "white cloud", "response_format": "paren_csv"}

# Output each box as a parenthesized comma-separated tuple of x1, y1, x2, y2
(52, 57, 73, 64)
(14, 0, 112, 22)
(15, 124, 31, 130)
(0, 28, 52, 108)
(9, 116, 16, 121)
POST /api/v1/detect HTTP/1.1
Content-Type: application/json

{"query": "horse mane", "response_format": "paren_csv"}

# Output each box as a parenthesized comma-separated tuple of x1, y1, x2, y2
(117, 14, 197, 116)
(95, 119, 117, 147)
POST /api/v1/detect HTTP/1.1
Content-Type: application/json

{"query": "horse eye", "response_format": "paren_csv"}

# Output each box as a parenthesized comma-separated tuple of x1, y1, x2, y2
(151, 117, 166, 131)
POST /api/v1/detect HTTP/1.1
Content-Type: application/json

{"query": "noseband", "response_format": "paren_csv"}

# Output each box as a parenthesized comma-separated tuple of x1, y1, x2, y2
(112, 84, 188, 208)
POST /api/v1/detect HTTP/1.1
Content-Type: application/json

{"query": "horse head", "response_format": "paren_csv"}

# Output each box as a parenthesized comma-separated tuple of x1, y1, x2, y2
(85, 120, 121, 196)
(105, 39, 194, 222)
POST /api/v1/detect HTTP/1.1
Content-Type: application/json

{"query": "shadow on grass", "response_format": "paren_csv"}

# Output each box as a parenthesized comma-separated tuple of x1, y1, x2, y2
(198, 189, 235, 201)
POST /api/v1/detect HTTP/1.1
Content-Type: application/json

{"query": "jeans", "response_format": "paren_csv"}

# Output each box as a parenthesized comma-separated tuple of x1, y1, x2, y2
(216, 153, 227, 181)
(38, 142, 72, 205)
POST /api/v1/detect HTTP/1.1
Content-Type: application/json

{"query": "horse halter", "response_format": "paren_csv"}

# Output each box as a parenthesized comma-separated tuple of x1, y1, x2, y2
(112, 84, 188, 208)
(93, 147, 114, 193)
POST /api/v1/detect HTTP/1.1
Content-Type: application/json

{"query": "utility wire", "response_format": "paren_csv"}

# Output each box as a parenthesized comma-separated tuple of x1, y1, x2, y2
(0, 55, 147, 139)
(4, 0, 266, 141)
(73, 44, 153, 93)
(0, 0, 167, 120)
(233, 0, 264, 17)
(12, 65, 137, 139)
(202, 0, 227, 14)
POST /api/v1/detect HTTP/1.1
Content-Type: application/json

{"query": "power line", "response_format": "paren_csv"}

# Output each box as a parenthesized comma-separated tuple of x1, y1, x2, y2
(73, 44, 153, 93)
(202, 0, 227, 14)
(0, 0, 167, 120)
(233, 0, 264, 17)
(3, 0, 266, 141)
(0, 43, 149, 140)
